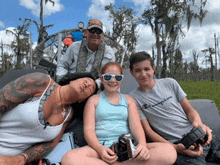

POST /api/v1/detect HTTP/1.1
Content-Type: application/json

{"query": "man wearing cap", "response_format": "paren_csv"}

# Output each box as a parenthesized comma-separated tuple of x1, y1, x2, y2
(56, 19, 115, 82)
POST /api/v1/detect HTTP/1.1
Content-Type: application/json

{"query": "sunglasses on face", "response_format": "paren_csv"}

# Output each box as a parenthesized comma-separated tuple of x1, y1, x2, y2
(88, 28, 103, 35)
(101, 74, 124, 82)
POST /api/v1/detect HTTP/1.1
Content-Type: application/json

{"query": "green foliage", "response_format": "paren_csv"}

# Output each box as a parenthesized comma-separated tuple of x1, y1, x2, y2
(6, 19, 31, 69)
(105, 3, 140, 66)
(179, 81, 220, 112)
(142, 0, 208, 78)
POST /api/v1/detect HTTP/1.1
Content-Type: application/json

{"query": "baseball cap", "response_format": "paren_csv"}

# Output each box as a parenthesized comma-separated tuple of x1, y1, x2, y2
(87, 19, 103, 31)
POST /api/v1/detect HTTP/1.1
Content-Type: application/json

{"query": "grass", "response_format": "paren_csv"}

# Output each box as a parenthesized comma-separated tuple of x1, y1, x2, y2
(178, 81, 220, 113)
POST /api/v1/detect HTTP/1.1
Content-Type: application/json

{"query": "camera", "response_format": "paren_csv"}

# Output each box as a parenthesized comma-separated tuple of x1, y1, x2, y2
(180, 127, 208, 149)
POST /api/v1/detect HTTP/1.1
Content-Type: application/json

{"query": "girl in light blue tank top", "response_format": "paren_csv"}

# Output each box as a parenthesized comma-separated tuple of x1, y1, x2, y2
(95, 91, 130, 147)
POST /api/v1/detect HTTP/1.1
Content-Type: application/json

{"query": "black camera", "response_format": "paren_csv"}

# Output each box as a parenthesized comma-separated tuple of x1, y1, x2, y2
(110, 134, 136, 162)
(180, 127, 208, 149)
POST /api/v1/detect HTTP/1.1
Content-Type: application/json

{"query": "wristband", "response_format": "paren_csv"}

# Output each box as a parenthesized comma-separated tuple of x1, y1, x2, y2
(20, 153, 28, 163)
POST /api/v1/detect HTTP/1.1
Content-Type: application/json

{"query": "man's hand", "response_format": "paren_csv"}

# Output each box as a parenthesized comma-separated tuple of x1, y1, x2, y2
(175, 143, 203, 157)
(0, 155, 26, 165)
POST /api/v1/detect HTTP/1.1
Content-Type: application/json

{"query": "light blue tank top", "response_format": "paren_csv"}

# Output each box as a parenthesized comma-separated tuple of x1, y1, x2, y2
(95, 91, 130, 147)
(0, 77, 71, 156)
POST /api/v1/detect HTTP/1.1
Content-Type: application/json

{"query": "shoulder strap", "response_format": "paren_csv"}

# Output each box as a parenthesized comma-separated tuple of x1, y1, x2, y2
(76, 40, 105, 73)
(76, 40, 88, 73)
(92, 42, 105, 72)
(39, 76, 52, 100)
(119, 92, 128, 108)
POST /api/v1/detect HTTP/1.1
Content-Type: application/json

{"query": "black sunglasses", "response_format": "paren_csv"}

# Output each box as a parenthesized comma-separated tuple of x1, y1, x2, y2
(88, 28, 103, 35)
(102, 74, 124, 82)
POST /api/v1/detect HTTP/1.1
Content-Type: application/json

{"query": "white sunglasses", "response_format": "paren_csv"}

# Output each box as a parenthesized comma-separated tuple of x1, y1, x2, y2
(101, 74, 124, 82)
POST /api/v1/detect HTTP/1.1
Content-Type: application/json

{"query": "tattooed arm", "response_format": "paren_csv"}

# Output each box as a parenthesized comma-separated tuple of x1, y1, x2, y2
(0, 109, 73, 165)
(0, 72, 50, 118)
(22, 111, 73, 164)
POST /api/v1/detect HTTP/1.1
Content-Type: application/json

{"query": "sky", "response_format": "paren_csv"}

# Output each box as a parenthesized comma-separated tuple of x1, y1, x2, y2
(0, 0, 220, 68)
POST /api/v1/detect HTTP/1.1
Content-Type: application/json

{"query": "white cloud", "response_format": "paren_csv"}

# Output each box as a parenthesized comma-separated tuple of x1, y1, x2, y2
(131, 0, 150, 16)
(0, 21, 5, 29)
(135, 24, 155, 53)
(19, 0, 64, 17)
(179, 23, 220, 68)
(176, 0, 220, 68)
(205, 0, 220, 10)
(91, 0, 115, 7)
(0, 28, 37, 66)
(0, 28, 17, 58)
(0, 27, 16, 44)
(87, 0, 115, 32)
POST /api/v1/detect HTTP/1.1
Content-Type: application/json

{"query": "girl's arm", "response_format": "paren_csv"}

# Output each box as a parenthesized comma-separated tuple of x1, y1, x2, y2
(83, 95, 102, 151)
(0, 73, 50, 118)
(126, 95, 147, 145)
(126, 95, 150, 161)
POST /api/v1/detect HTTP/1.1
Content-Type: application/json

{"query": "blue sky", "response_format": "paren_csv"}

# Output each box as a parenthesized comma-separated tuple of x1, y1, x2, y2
(0, 0, 140, 41)
(0, 0, 220, 68)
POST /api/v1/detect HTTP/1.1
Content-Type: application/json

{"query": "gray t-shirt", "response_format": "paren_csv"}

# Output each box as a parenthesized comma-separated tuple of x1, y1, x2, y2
(130, 78, 193, 143)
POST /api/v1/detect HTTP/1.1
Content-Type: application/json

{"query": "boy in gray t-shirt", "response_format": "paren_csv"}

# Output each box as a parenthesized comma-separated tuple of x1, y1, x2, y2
(130, 78, 193, 143)
(129, 51, 220, 165)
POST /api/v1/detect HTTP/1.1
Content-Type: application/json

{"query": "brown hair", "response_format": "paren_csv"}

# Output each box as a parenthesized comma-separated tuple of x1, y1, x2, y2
(129, 51, 154, 70)
(100, 62, 123, 91)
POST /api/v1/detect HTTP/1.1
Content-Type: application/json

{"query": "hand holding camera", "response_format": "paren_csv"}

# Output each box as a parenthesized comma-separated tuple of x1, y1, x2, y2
(110, 134, 137, 162)
(180, 127, 208, 149)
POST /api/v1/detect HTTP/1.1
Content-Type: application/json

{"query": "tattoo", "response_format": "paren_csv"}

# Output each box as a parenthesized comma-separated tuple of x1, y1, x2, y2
(24, 142, 55, 163)
(0, 73, 49, 115)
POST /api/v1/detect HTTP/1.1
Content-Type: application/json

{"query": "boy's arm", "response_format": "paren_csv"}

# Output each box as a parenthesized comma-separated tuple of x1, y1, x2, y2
(141, 118, 204, 157)
(180, 97, 212, 145)
(141, 119, 169, 143)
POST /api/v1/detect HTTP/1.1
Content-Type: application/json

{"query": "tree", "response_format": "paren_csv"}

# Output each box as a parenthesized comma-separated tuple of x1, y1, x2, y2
(191, 50, 199, 81)
(105, 3, 139, 67)
(173, 48, 183, 80)
(32, 0, 55, 44)
(6, 19, 31, 68)
(25, 0, 55, 65)
(142, 0, 208, 78)
(0, 42, 13, 75)
(2, 52, 13, 70)
(201, 48, 215, 81)
(183, 60, 189, 81)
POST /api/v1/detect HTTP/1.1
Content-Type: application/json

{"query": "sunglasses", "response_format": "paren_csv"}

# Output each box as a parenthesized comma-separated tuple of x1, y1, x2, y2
(88, 28, 103, 35)
(102, 74, 124, 82)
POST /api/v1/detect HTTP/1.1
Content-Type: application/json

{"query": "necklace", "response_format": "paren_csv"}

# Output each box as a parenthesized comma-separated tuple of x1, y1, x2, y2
(59, 86, 67, 117)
